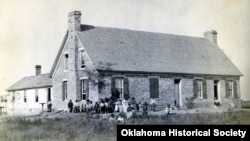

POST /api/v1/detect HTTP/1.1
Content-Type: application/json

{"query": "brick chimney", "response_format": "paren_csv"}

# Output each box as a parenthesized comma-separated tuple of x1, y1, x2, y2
(204, 30, 217, 44)
(35, 65, 41, 76)
(68, 11, 82, 34)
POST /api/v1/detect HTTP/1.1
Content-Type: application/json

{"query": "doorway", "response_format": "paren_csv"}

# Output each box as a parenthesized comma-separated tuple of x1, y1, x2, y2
(174, 79, 182, 107)
(214, 80, 220, 105)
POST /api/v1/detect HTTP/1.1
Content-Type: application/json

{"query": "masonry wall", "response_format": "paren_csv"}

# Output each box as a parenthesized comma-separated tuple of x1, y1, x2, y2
(99, 74, 192, 107)
(53, 34, 78, 110)
(99, 73, 241, 110)
(52, 34, 99, 110)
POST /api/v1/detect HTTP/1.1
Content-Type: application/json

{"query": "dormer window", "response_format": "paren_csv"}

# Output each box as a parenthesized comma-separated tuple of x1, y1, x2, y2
(79, 50, 85, 69)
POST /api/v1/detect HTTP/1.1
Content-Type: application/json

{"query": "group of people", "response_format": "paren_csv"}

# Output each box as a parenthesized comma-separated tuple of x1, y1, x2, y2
(67, 97, 155, 118)
(67, 99, 94, 113)
(67, 97, 173, 122)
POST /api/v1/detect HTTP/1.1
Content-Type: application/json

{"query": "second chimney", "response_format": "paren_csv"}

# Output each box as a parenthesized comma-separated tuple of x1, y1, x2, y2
(204, 30, 217, 44)
(35, 65, 41, 76)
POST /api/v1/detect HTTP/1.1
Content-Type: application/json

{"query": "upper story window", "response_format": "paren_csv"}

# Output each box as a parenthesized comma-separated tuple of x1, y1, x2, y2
(64, 54, 69, 71)
(79, 50, 85, 69)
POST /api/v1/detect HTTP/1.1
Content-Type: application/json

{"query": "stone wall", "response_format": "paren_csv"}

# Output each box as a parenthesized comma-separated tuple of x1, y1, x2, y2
(52, 33, 100, 110)
(98, 73, 241, 110)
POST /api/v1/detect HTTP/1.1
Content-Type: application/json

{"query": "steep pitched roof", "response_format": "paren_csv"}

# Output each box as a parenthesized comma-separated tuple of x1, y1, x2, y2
(6, 73, 52, 91)
(49, 31, 68, 77)
(76, 25, 242, 76)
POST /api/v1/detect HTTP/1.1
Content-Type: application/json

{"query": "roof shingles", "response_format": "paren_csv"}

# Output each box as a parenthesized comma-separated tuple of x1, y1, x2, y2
(77, 25, 242, 76)
(6, 73, 52, 91)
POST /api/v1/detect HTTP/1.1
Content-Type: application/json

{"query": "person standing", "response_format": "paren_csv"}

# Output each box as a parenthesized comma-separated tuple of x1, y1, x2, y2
(68, 99, 74, 113)
(47, 100, 52, 112)
(131, 97, 137, 111)
(122, 98, 128, 113)
(150, 98, 156, 111)
(142, 102, 148, 116)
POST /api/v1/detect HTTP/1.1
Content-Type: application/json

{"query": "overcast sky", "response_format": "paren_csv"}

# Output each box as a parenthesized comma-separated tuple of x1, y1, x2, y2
(0, 0, 249, 100)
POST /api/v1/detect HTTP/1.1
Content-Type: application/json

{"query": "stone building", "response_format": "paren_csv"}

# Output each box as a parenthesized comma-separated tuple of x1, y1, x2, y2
(6, 11, 243, 114)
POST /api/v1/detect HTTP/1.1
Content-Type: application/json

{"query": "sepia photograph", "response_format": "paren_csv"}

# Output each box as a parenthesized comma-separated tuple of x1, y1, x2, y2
(0, 0, 250, 141)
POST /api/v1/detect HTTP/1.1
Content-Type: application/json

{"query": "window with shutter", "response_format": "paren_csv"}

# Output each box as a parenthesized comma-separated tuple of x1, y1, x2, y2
(226, 80, 234, 98)
(115, 78, 123, 98)
(111, 77, 129, 99)
(194, 79, 203, 98)
(149, 78, 159, 98)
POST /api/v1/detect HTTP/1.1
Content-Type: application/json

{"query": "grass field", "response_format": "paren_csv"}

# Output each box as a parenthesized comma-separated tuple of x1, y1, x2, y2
(0, 109, 250, 141)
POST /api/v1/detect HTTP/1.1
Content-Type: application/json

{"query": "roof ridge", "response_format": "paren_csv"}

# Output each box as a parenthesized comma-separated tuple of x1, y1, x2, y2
(80, 24, 205, 39)
(22, 73, 50, 78)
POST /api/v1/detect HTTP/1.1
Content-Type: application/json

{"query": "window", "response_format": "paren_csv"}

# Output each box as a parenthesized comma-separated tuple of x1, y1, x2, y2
(228, 81, 234, 97)
(79, 50, 85, 68)
(115, 78, 124, 98)
(197, 80, 203, 98)
(64, 54, 69, 70)
(12, 95, 15, 101)
(80, 79, 88, 100)
(24, 90, 27, 102)
(194, 79, 207, 99)
(62, 81, 67, 101)
(149, 78, 159, 98)
(111, 77, 129, 99)
(226, 80, 237, 98)
(12, 92, 15, 102)
(214, 80, 219, 100)
(35, 89, 39, 102)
